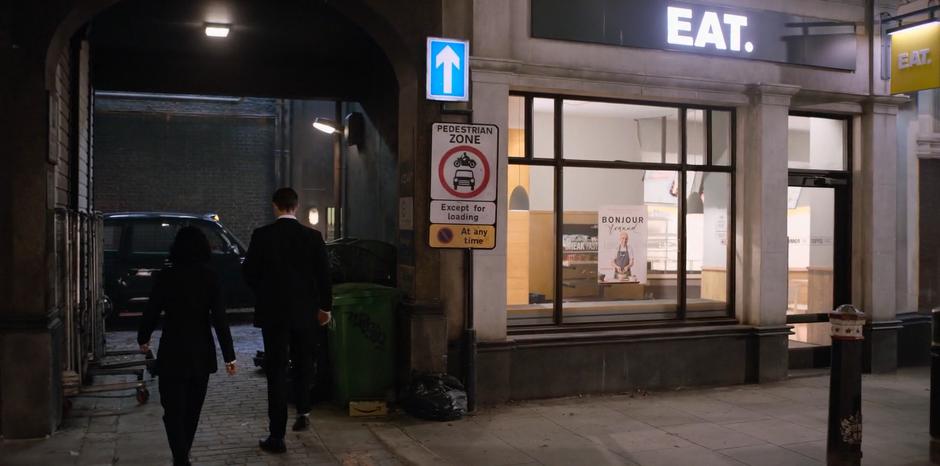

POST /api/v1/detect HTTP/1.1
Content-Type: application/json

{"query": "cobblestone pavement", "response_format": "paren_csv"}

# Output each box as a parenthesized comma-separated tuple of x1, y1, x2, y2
(0, 323, 401, 466)
(1, 322, 937, 466)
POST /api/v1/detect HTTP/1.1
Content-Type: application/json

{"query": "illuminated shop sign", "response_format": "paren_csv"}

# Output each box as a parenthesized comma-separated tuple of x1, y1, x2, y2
(531, 0, 857, 71)
(666, 7, 752, 53)
(889, 22, 940, 94)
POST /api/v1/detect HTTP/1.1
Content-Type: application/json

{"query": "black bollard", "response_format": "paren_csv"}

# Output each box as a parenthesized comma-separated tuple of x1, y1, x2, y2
(931, 308, 940, 459)
(827, 304, 865, 466)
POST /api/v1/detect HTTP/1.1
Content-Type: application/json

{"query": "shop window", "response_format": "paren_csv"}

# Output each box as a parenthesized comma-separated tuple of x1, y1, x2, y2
(533, 98, 554, 159)
(508, 96, 525, 158)
(787, 116, 846, 171)
(562, 168, 679, 322)
(687, 109, 706, 165)
(509, 96, 554, 159)
(562, 100, 679, 163)
(685, 171, 731, 316)
(506, 94, 735, 326)
(711, 111, 732, 166)
(506, 165, 555, 326)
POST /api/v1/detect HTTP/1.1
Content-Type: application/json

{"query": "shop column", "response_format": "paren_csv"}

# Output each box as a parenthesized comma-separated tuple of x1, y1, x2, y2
(470, 74, 510, 342)
(739, 84, 799, 382)
(858, 97, 906, 373)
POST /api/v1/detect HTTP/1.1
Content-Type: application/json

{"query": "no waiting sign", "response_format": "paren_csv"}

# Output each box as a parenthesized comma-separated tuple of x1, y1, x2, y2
(429, 122, 499, 249)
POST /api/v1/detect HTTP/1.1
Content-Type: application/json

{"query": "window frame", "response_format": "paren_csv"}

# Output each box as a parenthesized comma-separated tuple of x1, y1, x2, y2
(508, 92, 737, 329)
(786, 112, 850, 173)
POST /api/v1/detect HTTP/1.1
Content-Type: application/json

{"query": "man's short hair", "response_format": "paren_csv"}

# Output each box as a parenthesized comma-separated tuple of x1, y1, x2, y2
(272, 188, 299, 211)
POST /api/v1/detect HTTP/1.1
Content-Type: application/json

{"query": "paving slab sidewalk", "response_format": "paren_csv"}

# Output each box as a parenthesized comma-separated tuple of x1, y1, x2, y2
(1, 324, 936, 466)
(374, 368, 936, 466)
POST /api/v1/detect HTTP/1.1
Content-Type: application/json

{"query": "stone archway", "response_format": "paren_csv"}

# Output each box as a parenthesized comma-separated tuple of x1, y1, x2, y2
(0, 0, 438, 439)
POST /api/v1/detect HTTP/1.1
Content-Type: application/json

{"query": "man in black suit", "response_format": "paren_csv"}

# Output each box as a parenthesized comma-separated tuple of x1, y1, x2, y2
(242, 187, 332, 454)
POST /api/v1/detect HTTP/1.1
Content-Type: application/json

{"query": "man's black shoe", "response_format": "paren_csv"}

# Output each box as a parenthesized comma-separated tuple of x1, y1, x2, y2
(292, 415, 310, 432)
(259, 437, 287, 454)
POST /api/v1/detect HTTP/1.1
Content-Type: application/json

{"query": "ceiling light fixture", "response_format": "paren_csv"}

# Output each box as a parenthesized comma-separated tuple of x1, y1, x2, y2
(205, 23, 231, 38)
(312, 117, 340, 134)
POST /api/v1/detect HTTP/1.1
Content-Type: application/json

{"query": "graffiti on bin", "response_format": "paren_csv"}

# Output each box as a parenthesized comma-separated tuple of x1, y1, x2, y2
(349, 312, 386, 348)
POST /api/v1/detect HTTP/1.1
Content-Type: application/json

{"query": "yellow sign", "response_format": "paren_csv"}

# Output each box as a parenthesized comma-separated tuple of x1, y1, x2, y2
(891, 22, 940, 94)
(429, 224, 495, 249)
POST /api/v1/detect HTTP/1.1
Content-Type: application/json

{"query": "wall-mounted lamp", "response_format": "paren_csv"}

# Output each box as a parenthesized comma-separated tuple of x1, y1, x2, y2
(308, 207, 320, 226)
(344, 112, 365, 147)
(313, 113, 366, 147)
(204, 23, 231, 38)
(312, 117, 340, 134)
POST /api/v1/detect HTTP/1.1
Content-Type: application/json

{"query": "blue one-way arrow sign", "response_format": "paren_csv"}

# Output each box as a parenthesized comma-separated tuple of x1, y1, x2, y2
(427, 37, 469, 102)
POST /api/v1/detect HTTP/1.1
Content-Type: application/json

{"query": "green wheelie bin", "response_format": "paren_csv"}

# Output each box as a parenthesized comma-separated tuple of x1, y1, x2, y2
(329, 283, 401, 406)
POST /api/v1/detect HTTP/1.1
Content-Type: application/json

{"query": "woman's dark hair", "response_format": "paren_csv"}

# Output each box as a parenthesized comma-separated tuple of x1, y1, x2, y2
(168, 226, 212, 265)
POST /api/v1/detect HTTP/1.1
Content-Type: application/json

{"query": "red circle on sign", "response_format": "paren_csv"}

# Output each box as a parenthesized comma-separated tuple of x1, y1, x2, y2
(438, 145, 490, 199)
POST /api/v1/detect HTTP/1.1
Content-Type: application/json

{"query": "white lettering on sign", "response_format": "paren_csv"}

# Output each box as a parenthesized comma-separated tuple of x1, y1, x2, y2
(695, 11, 726, 50)
(898, 48, 932, 70)
(723, 14, 748, 52)
(667, 7, 694, 46)
(667, 6, 754, 54)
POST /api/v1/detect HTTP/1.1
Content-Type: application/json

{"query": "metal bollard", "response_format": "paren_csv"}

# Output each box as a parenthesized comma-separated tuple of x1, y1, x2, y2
(827, 304, 865, 466)
(931, 309, 940, 441)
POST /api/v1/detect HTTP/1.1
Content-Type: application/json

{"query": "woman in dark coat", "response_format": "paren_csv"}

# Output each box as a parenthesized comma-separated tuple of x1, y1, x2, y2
(138, 226, 237, 466)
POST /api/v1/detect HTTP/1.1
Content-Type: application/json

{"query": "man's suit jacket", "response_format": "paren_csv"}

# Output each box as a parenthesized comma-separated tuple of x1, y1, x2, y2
(242, 217, 333, 329)
(138, 264, 236, 377)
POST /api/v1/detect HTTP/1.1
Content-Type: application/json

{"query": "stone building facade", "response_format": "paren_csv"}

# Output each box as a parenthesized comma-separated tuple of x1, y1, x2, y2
(0, 0, 929, 439)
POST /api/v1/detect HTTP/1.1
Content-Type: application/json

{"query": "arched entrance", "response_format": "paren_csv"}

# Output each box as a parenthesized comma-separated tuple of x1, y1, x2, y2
(0, 0, 443, 438)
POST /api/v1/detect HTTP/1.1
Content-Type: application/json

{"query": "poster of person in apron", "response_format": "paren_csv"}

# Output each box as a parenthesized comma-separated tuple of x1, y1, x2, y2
(598, 206, 647, 284)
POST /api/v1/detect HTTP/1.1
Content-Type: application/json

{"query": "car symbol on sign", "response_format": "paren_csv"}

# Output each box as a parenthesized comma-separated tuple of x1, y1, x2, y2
(453, 169, 475, 191)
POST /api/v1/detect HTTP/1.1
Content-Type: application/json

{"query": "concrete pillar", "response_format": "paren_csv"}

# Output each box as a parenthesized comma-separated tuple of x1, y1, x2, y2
(471, 75, 510, 342)
(857, 97, 906, 373)
(737, 84, 799, 382)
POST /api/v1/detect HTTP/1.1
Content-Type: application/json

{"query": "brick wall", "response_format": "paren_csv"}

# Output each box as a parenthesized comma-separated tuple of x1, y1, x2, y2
(53, 50, 71, 209)
(93, 96, 278, 243)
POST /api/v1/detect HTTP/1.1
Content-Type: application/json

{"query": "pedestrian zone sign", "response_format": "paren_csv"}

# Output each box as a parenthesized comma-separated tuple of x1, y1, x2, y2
(429, 122, 499, 250)
(426, 37, 469, 102)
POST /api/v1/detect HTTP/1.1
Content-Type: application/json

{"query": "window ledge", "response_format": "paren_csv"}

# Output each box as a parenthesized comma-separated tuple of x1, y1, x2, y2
(491, 319, 757, 349)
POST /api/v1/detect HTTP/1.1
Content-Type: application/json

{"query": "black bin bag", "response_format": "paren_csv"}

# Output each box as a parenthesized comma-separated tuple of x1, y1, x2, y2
(402, 373, 468, 421)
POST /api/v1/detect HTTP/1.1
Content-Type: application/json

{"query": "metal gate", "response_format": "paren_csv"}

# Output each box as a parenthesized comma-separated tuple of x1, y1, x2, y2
(57, 208, 107, 394)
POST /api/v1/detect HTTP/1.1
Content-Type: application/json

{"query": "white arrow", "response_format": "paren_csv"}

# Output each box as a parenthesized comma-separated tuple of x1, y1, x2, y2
(435, 45, 461, 94)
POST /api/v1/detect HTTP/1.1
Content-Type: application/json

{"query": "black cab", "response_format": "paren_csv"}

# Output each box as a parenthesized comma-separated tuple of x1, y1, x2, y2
(103, 212, 254, 319)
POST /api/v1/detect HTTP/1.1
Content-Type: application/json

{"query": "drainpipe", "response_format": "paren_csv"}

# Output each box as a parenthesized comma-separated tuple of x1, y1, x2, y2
(868, 0, 875, 97)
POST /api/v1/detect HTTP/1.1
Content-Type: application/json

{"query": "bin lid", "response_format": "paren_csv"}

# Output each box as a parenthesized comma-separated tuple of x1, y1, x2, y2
(333, 282, 401, 302)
